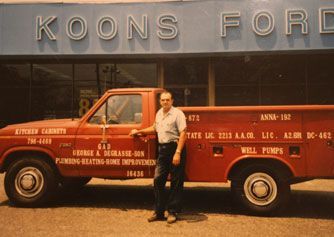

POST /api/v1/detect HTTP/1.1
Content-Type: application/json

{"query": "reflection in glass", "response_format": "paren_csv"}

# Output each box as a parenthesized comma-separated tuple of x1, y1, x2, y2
(1, 54, 334, 125)
(166, 87, 207, 107)
(99, 63, 157, 90)
(308, 54, 334, 104)
(32, 64, 73, 120)
(74, 64, 99, 117)
(0, 64, 30, 124)
(216, 86, 258, 106)
(215, 55, 307, 106)
(164, 59, 208, 106)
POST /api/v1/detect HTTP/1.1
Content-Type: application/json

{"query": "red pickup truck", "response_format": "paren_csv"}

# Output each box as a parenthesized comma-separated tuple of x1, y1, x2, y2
(0, 88, 333, 214)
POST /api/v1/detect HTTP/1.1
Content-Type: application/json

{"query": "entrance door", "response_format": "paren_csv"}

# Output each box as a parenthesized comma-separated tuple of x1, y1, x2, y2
(74, 92, 156, 178)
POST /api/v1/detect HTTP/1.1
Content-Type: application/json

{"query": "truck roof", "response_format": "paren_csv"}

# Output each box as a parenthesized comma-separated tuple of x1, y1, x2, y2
(107, 88, 164, 93)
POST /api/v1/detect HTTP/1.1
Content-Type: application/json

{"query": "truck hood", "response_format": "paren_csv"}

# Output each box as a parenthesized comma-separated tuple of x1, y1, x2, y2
(0, 118, 81, 136)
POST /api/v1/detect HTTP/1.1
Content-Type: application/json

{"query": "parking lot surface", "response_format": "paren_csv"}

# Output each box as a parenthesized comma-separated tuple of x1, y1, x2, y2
(0, 174, 334, 237)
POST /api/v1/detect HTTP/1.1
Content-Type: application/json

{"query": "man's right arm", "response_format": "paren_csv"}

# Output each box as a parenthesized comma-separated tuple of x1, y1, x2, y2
(129, 126, 155, 136)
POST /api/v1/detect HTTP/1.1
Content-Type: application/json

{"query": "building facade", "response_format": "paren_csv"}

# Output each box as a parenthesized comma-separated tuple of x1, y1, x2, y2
(0, 0, 334, 124)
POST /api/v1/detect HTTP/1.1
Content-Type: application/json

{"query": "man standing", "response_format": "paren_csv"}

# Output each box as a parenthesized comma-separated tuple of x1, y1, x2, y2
(130, 91, 187, 224)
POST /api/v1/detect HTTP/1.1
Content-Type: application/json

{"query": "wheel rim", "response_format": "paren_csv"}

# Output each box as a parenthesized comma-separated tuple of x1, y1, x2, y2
(243, 172, 277, 206)
(15, 167, 44, 198)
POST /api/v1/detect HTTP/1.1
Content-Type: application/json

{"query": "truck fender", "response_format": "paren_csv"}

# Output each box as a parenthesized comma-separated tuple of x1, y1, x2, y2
(0, 146, 57, 172)
(225, 155, 296, 181)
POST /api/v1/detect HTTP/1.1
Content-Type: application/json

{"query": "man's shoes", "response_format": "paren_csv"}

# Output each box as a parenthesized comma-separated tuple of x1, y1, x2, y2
(167, 212, 177, 224)
(147, 212, 165, 222)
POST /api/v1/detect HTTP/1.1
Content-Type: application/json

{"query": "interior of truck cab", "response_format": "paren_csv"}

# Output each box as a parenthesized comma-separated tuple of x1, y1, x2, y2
(88, 94, 142, 125)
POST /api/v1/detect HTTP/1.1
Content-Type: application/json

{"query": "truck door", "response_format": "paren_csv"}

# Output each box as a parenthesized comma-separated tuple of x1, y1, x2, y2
(74, 93, 157, 178)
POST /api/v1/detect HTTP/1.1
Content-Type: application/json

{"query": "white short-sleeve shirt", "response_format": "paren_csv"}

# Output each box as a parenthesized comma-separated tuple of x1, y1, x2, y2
(153, 106, 187, 144)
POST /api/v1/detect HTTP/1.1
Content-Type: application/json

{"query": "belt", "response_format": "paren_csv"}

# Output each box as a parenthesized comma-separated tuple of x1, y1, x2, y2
(158, 141, 177, 146)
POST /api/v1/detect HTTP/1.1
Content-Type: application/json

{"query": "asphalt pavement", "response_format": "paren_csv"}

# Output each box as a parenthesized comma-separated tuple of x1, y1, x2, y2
(0, 174, 334, 237)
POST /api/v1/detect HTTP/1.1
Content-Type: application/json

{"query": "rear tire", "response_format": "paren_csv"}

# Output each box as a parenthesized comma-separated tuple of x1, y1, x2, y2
(4, 157, 58, 207)
(231, 164, 290, 215)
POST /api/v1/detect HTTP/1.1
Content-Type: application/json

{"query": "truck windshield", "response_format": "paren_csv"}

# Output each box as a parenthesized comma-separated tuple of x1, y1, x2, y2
(89, 94, 142, 124)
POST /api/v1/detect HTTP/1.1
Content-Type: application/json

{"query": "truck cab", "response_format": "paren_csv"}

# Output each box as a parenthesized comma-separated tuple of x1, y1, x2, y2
(70, 88, 162, 178)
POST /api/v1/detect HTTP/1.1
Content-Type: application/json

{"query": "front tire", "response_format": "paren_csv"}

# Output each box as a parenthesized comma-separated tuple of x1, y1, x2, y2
(231, 164, 290, 215)
(4, 157, 58, 207)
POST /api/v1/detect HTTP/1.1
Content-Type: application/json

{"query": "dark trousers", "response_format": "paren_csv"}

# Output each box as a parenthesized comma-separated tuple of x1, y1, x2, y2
(154, 142, 186, 215)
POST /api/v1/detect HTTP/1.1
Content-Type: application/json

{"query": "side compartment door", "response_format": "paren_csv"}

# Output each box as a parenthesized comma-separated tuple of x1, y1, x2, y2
(304, 111, 334, 176)
(74, 93, 156, 178)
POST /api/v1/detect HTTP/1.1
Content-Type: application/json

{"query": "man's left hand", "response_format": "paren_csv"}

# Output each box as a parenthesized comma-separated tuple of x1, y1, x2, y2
(172, 153, 181, 166)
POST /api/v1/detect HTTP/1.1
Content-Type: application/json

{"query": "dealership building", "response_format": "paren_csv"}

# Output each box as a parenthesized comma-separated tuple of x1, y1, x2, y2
(0, 0, 333, 124)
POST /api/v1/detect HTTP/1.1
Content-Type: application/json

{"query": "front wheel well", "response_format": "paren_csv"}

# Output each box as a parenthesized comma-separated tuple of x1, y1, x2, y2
(2, 151, 59, 176)
(228, 158, 293, 182)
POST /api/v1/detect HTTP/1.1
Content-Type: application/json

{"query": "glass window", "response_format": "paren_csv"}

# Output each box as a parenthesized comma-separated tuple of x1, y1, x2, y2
(75, 63, 157, 118)
(216, 86, 258, 106)
(308, 85, 334, 104)
(261, 55, 305, 85)
(167, 87, 208, 107)
(75, 64, 99, 118)
(32, 64, 73, 120)
(164, 59, 208, 106)
(89, 94, 142, 125)
(99, 63, 157, 89)
(260, 55, 306, 105)
(215, 55, 306, 106)
(308, 54, 334, 104)
(215, 56, 263, 85)
(215, 57, 247, 85)
(215, 56, 259, 106)
(261, 86, 305, 105)
(0, 64, 30, 124)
